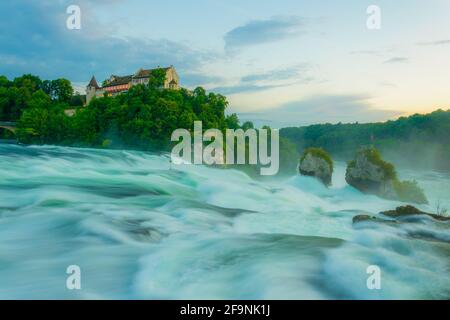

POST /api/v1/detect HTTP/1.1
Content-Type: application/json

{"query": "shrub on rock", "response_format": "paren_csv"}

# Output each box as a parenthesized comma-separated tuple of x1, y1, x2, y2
(346, 147, 428, 204)
(392, 180, 428, 205)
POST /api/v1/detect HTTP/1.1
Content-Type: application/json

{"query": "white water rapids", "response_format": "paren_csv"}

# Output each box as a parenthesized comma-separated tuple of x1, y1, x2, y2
(0, 143, 449, 299)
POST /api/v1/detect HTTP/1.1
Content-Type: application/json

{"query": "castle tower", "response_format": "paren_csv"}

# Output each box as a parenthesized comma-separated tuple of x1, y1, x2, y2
(86, 76, 100, 105)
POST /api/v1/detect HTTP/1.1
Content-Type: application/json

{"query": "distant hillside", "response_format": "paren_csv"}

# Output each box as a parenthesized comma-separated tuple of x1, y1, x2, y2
(280, 109, 450, 171)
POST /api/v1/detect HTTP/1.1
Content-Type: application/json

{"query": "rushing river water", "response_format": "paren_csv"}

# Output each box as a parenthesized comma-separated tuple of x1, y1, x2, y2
(0, 143, 449, 299)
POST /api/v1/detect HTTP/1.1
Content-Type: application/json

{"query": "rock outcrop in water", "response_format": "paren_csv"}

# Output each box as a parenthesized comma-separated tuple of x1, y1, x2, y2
(352, 206, 450, 244)
(381, 205, 450, 221)
(352, 214, 394, 224)
(299, 148, 333, 186)
(346, 147, 428, 204)
(353, 205, 450, 226)
(345, 147, 396, 199)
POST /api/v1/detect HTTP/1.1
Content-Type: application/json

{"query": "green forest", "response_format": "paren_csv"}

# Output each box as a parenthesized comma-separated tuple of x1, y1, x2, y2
(0, 74, 77, 121)
(0, 72, 298, 176)
(0, 72, 235, 149)
(280, 109, 450, 171)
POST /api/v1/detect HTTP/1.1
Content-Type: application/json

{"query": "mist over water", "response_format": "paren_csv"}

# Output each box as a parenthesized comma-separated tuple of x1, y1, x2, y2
(0, 143, 449, 299)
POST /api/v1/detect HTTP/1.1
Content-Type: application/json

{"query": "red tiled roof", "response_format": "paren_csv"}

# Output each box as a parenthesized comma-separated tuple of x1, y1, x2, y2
(134, 67, 170, 78)
(102, 75, 132, 88)
(99, 66, 173, 88)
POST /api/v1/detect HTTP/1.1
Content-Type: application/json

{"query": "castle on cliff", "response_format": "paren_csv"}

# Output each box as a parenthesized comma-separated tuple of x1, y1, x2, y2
(86, 66, 180, 105)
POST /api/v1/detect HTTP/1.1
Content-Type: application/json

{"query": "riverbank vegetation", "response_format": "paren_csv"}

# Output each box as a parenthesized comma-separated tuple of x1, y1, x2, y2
(0, 74, 79, 121)
(281, 109, 450, 171)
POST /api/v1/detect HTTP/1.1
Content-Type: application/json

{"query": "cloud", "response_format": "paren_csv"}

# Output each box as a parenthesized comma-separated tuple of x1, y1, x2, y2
(349, 50, 381, 56)
(241, 66, 306, 83)
(0, 1, 214, 83)
(212, 83, 286, 95)
(212, 65, 314, 95)
(181, 73, 225, 88)
(224, 16, 304, 51)
(378, 82, 397, 88)
(417, 39, 450, 46)
(383, 57, 409, 64)
(236, 94, 401, 128)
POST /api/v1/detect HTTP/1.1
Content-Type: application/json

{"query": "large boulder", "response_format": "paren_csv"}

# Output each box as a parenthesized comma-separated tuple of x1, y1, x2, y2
(299, 148, 333, 186)
(345, 147, 428, 204)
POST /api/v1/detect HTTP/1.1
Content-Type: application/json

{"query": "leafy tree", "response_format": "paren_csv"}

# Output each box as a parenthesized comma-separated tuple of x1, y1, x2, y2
(0, 74, 74, 121)
(241, 121, 254, 131)
(225, 113, 240, 130)
(70, 93, 85, 107)
(16, 107, 71, 145)
(13, 74, 42, 92)
(148, 68, 167, 88)
(41, 78, 74, 103)
(27, 90, 52, 109)
(0, 76, 10, 88)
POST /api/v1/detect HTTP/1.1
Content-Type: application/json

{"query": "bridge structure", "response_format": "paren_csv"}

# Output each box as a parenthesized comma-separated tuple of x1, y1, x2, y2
(0, 122, 17, 133)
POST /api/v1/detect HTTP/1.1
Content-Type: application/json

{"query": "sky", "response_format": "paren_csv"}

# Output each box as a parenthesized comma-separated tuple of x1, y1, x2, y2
(1, 0, 450, 127)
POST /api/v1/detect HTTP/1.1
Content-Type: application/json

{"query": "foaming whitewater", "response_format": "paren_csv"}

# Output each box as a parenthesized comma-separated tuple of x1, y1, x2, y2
(0, 143, 449, 299)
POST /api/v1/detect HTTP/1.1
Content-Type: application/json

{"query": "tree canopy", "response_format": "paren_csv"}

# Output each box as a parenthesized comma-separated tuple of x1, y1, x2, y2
(0, 74, 77, 122)
(12, 74, 237, 152)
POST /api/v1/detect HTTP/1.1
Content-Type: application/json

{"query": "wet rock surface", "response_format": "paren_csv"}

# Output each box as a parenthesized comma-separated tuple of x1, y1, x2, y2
(299, 148, 333, 186)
